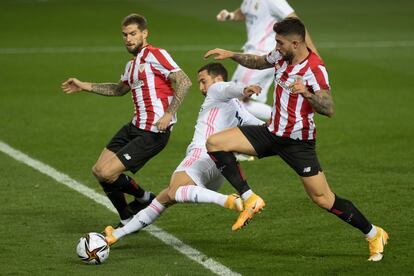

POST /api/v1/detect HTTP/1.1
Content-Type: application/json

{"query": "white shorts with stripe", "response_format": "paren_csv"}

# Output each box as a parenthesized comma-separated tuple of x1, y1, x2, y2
(174, 147, 224, 191)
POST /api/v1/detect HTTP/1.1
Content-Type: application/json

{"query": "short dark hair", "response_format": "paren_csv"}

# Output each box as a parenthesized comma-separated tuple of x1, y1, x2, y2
(197, 63, 228, 81)
(273, 17, 305, 41)
(122, 13, 147, 31)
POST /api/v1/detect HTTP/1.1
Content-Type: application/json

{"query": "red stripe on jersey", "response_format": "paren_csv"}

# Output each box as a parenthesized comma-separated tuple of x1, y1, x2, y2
(300, 97, 313, 140)
(160, 97, 169, 112)
(149, 47, 176, 71)
(138, 49, 154, 131)
(312, 64, 330, 91)
(271, 85, 283, 134)
(271, 64, 294, 134)
(283, 63, 311, 137)
(150, 64, 174, 98)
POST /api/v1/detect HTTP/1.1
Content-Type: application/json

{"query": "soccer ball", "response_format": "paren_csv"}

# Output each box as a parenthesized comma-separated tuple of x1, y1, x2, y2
(76, 232, 110, 264)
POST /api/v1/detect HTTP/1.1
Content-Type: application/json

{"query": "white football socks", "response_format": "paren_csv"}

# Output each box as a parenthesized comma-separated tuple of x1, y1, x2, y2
(113, 199, 166, 239)
(241, 189, 253, 201)
(365, 224, 377, 239)
(175, 185, 227, 207)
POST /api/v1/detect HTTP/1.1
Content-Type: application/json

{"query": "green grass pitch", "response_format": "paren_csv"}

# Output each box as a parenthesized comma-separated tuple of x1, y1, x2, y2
(0, 0, 413, 274)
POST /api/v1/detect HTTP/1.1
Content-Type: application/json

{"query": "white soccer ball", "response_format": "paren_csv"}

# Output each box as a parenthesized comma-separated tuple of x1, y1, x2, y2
(76, 232, 110, 264)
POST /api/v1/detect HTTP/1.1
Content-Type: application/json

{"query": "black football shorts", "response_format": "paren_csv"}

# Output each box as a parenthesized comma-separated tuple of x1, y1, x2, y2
(106, 123, 170, 173)
(238, 125, 322, 177)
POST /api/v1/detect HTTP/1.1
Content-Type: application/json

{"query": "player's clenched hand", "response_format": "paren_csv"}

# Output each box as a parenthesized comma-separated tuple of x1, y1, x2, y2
(216, 9, 234, 21)
(61, 78, 91, 94)
(156, 112, 173, 132)
(289, 76, 312, 98)
(243, 85, 262, 97)
(204, 48, 234, 60)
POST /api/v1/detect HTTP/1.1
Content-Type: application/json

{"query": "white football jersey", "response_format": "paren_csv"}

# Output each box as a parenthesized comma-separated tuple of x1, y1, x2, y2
(241, 0, 294, 54)
(186, 82, 263, 154)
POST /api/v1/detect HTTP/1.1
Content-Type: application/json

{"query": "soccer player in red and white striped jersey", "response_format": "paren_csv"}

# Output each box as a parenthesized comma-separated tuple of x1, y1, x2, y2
(204, 17, 388, 261)
(216, 0, 318, 120)
(61, 14, 191, 227)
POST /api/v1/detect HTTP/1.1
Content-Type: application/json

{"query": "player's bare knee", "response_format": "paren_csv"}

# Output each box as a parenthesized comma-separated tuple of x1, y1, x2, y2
(310, 194, 331, 209)
(92, 164, 117, 183)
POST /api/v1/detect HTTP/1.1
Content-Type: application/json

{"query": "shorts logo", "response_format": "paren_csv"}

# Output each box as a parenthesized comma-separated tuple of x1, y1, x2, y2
(123, 153, 132, 160)
(303, 167, 311, 173)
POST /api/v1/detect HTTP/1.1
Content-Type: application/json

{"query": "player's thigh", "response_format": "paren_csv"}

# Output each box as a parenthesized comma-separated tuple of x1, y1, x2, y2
(300, 172, 334, 209)
(206, 127, 257, 155)
(93, 151, 127, 182)
(94, 148, 116, 168)
(176, 154, 224, 192)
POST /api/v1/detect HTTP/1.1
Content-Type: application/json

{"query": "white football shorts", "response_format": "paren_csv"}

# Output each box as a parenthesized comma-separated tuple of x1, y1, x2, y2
(175, 148, 224, 192)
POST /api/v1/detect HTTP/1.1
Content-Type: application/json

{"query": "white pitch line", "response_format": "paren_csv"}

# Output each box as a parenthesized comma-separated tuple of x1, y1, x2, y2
(0, 140, 240, 276)
(0, 40, 414, 54)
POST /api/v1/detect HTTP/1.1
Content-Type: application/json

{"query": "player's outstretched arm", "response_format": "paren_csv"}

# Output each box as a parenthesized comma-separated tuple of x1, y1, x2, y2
(156, 70, 192, 131)
(204, 49, 273, 70)
(290, 78, 334, 117)
(61, 78, 130, 96)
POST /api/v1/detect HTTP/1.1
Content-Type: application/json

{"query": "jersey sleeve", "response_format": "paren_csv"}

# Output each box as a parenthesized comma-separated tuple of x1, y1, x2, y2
(266, 49, 282, 65)
(207, 82, 245, 101)
(236, 100, 265, 126)
(267, 0, 295, 20)
(120, 60, 132, 86)
(307, 64, 331, 92)
(149, 48, 181, 79)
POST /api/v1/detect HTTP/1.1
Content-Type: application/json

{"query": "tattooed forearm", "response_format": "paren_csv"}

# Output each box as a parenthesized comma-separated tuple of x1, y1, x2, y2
(90, 82, 129, 96)
(167, 71, 192, 114)
(231, 54, 273, 69)
(306, 90, 335, 117)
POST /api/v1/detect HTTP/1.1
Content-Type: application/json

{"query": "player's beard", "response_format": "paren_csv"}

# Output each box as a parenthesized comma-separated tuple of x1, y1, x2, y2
(127, 42, 144, 56)
(282, 50, 294, 64)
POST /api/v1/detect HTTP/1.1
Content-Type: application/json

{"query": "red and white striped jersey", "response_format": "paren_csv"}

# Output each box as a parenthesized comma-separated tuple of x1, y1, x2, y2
(120, 45, 181, 133)
(266, 49, 330, 140)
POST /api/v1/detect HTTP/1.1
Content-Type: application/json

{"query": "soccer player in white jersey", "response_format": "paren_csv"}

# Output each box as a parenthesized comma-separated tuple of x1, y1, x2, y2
(103, 63, 264, 245)
(217, 0, 318, 120)
(61, 14, 192, 227)
(204, 18, 388, 261)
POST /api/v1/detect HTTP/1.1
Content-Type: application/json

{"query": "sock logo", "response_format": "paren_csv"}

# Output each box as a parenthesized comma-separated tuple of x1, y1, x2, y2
(138, 220, 148, 227)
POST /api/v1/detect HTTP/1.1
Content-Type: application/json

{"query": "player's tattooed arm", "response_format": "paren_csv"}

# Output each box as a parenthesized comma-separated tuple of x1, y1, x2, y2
(90, 81, 130, 96)
(290, 78, 334, 117)
(166, 70, 192, 114)
(306, 90, 335, 117)
(231, 54, 273, 70)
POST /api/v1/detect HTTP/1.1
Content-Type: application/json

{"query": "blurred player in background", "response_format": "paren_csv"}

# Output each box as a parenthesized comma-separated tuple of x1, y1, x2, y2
(217, 0, 318, 121)
(205, 18, 388, 261)
(104, 63, 264, 244)
(61, 14, 192, 227)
